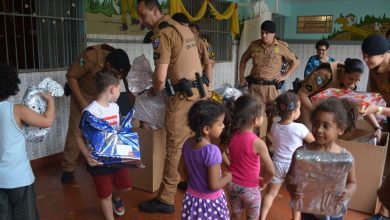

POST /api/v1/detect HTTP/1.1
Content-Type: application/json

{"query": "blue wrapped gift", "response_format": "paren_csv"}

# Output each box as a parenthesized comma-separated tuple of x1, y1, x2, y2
(80, 110, 143, 168)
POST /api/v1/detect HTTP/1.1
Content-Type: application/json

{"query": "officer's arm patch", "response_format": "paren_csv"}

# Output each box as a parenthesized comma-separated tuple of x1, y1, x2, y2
(151, 34, 160, 49)
(305, 84, 313, 92)
(316, 75, 324, 86)
(153, 50, 160, 60)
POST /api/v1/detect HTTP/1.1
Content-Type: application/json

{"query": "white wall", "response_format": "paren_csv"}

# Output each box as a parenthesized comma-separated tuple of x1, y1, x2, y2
(16, 34, 237, 160)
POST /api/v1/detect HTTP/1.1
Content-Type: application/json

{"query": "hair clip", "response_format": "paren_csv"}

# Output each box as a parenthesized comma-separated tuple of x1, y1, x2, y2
(287, 102, 295, 110)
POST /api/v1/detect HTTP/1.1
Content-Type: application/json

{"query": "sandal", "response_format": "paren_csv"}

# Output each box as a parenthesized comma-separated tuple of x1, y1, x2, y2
(112, 198, 125, 216)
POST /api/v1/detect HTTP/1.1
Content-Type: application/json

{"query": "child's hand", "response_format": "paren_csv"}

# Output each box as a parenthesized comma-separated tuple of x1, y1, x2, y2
(86, 154, 102, 166)
(337, 189, 352, 203)
(223, 172, 232, 183)
(41, 92, 54, 102)
(259, 177, 267, 190)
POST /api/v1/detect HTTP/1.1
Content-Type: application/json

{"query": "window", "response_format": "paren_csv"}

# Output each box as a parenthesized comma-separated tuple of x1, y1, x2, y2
(297, 15, 333, 33)
(0, 0, 85, 70)
(182, 0, 232, 62)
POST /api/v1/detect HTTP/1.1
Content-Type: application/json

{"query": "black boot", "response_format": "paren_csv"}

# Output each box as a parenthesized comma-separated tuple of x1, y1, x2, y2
(138, 197, 175, 214)
(60, 171, 74, 184)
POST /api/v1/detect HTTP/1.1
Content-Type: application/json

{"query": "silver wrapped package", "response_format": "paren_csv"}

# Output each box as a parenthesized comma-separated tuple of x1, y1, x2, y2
(127, 54, 167, 129)
(214, 83, 243, 101)
(22, 77, 64, 143)
(126, 54, 153, 94)
(291, 149, 353, 216)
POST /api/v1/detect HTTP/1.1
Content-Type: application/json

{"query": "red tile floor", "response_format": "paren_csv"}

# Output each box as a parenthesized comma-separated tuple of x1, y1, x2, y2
(34, 160, 369, 220)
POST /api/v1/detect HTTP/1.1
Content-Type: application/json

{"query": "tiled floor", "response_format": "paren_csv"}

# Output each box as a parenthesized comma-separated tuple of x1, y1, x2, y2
(34, 160, 369, 220)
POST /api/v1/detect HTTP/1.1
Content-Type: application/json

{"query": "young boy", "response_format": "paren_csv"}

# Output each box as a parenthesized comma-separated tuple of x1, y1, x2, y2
(78, 70, 132, 220)
(0, 64, 55, 219)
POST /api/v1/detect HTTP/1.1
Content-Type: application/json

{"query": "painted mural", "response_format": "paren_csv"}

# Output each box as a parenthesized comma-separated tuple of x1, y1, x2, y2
(85, 0, 168, 35)
(327, 13, 390, 40)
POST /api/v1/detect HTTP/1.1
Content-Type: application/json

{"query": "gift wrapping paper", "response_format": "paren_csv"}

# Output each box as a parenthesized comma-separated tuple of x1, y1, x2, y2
(291, 149, 353, 216)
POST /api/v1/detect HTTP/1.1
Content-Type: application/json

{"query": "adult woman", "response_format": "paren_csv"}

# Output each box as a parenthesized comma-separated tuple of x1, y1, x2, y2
(304, 40, 336, 78)
(298, 58, 382, 137)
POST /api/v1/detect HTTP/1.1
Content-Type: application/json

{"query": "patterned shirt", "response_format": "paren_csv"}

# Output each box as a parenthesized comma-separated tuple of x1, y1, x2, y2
(304, 55, 335, 78)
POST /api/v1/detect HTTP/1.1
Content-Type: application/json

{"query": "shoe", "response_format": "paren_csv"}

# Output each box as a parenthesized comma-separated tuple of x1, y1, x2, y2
(138, 198, 175, 214)
(366, 213, 390, 220)
(131, 19, 140, 25)
(112, 198, 125, 216)
(177, 181, 188, 191)
(60, 172, 74, 184)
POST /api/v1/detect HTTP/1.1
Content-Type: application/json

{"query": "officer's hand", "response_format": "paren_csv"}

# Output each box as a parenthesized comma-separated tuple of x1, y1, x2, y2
(374, 129, 382, 141)
(359, 103, 378, 116)
(146, 87, 154, 97)
(275, 74, 288, 83)
(239, 78, 247, 87)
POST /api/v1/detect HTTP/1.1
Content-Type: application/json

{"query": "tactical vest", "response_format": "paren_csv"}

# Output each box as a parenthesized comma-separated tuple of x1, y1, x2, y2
(157, 17, 202, 84)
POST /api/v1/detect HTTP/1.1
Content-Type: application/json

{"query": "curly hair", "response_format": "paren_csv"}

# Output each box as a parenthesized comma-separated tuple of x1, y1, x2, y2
(267, 92, 299, 121)
(311, 97, 357, 134)
(0, 64, 20, 101)
(188, 100, 226, 142)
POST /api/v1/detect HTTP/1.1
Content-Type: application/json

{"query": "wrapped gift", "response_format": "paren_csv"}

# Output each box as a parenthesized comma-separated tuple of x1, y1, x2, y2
(80, 110, 143, 167)
(126, 54, 167, 129)
(290, 149, 353, 216)
(214, 83, 243, 102)
(22, 77, 64, 143)
(310, 88, 386, 121)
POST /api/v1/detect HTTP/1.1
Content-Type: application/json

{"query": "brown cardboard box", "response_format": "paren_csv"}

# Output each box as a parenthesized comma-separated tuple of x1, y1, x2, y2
(336, 129, 389, 214)
(129, 127, 166, 192)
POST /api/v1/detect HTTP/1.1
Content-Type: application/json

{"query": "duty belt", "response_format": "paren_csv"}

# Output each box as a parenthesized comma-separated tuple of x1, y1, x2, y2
(245, 75, 284, 90)
(166, 73, 209, 98)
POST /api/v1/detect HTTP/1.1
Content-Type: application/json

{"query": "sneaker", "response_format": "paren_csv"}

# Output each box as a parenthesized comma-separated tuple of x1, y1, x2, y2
(112, 198, 125, 216)
(177, 181, 188, 191)
(138, 198, 175, 214)
(366, 214, 390, 220)
(60, 172, 74, 184)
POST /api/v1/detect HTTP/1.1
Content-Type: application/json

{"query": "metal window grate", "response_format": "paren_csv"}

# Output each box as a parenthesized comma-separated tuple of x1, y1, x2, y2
(0, 0, 85, 71)
(181, 0, 232, 62)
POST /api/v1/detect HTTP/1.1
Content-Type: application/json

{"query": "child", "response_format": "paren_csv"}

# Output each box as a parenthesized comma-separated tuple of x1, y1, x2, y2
(180, 100, 232, 220)
(286, 97, 357, 220)
(0, 64, 55, 219)
(78, 70, 132, 220)
(260, 92, 314, 220)
(224, 94, 275, 220)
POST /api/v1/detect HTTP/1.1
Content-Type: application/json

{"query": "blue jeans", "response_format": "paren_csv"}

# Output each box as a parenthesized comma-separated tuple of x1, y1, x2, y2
(301, 213, 343, 220)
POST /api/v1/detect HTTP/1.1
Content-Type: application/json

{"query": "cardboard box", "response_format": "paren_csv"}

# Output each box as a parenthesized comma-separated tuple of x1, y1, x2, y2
(129, 127, 166, 192)
(336, 129, 389, 214)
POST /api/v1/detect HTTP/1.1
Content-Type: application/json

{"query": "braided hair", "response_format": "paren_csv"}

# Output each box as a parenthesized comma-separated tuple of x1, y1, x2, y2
(188, 100, 226, 142)
(311, 97, 357, 134)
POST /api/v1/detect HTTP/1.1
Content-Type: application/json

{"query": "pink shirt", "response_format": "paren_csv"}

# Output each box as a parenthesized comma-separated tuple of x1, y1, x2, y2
(228, 131, 260, 187)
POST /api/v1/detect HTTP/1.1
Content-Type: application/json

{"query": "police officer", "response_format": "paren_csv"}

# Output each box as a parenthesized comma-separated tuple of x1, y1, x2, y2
(61, 44, 132, 184)
(298, 58, 382, 137)
(171, 13, 215, 89)
(137, 0, 204, 214)
(189, 23, 215, 88)
(239, 20, 300, 103)
(362, 34, 390, 220)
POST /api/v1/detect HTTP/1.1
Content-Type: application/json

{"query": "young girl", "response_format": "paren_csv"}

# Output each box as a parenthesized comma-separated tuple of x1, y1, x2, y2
(224, 94, 275, 220)
(0, 64, 55, 219)
(260, 92, 314, 220)
(180, 100, 232, 220)
(286, 97, 357, 220)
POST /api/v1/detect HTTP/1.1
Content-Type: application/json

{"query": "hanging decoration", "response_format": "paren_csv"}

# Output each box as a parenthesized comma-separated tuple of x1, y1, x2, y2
(169, 0, 240, 36)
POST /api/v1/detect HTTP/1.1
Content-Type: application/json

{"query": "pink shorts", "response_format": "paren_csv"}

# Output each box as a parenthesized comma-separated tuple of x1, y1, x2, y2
(92, 168, 132, 198)
(226, 182, 261, 218)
